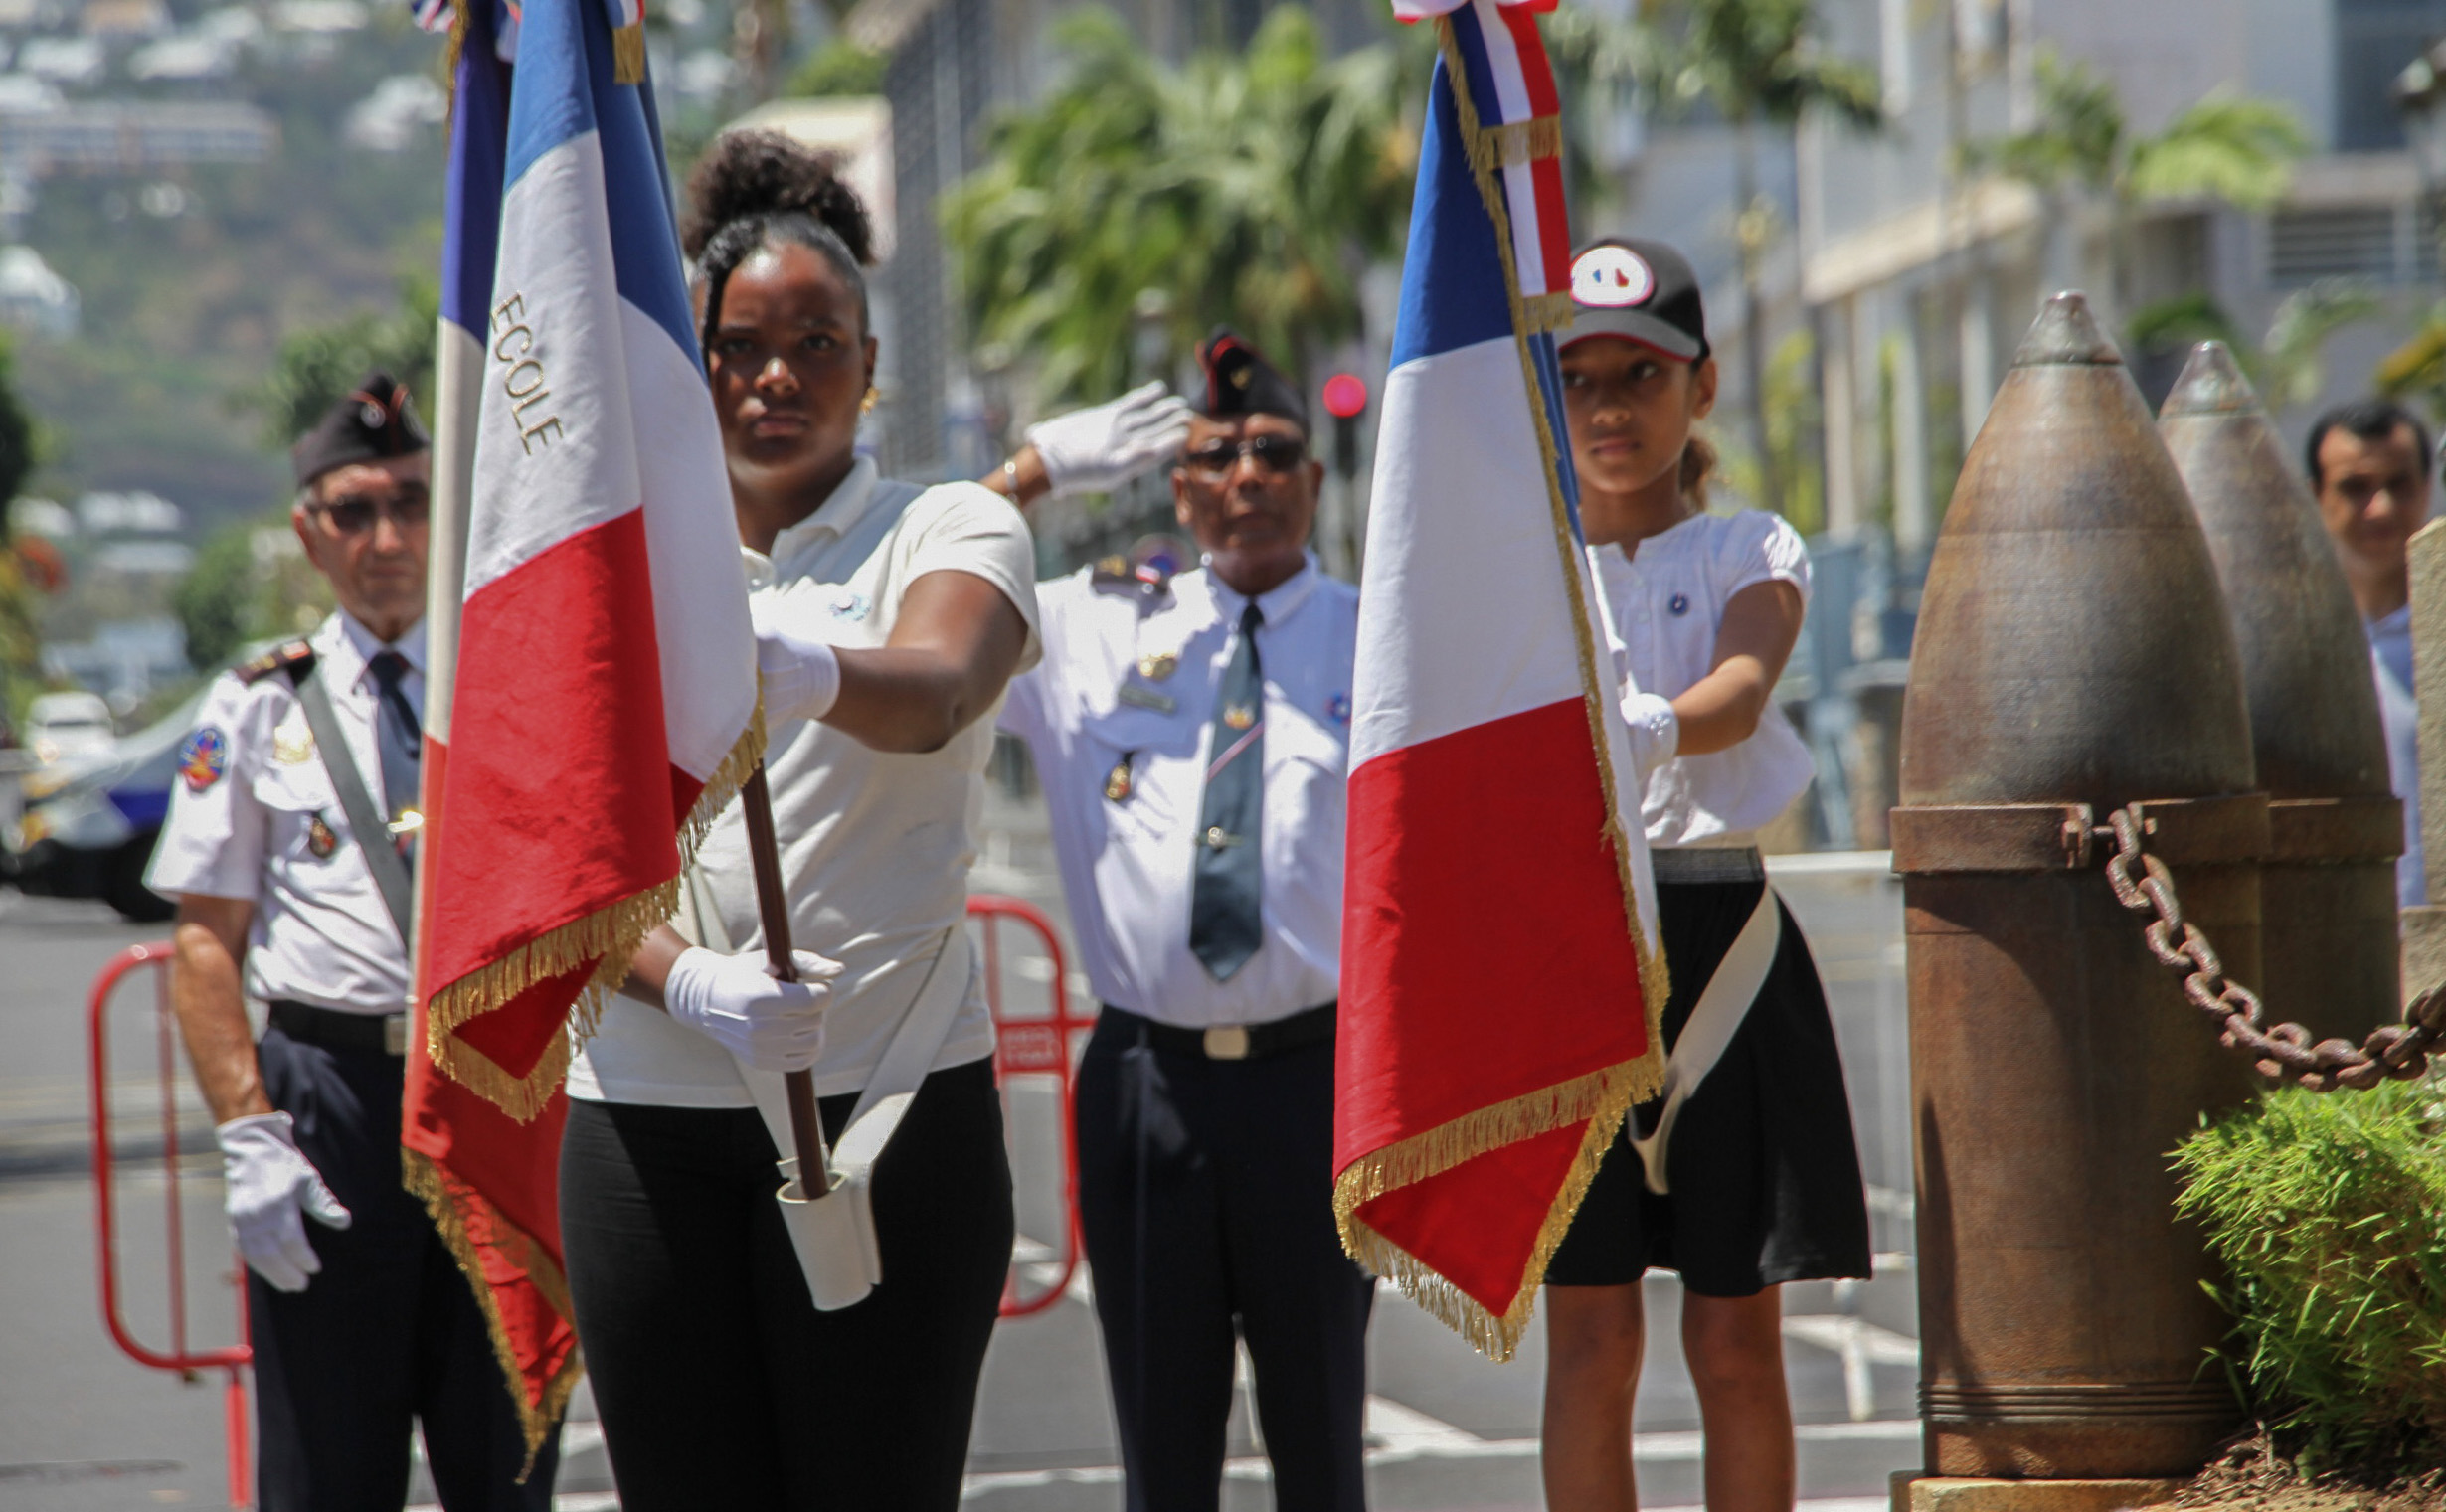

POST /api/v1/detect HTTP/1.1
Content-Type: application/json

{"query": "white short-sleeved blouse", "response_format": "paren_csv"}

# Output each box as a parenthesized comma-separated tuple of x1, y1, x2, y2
(1593, 508, 1816, 848)
(568, 459, 1043, 1106)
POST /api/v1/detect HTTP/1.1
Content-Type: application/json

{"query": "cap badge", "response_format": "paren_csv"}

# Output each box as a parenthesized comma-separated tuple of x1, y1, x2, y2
(306, 812, 340, 859)
(1573, 245, 1656, 308)
(178, 726, 228, 792)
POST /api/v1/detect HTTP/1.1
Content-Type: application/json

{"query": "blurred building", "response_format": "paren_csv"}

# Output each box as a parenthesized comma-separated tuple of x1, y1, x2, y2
(1588, 0, 2446, 846)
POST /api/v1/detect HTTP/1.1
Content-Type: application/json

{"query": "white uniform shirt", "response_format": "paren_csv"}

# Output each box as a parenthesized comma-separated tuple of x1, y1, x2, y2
(1000, 557, 1357, 1028)
(2368, 604, 2425, 907)
(145, 612, 424, 1015)
(1593, 509, 1816, 848)
(569, 459, 1043, 1105)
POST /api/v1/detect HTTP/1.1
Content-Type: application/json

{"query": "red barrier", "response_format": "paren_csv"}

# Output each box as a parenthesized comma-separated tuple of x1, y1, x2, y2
(971, 895, 1091, 1319)
(88, 941, 252, 1510)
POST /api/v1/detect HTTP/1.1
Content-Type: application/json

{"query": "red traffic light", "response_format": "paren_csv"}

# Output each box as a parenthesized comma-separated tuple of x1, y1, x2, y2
(1322, 373, 1368, 420)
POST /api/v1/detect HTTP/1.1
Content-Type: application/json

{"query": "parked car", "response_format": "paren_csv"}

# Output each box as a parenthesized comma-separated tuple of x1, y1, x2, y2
(25, 690, 115, 765)
(7, 687, 207, 923)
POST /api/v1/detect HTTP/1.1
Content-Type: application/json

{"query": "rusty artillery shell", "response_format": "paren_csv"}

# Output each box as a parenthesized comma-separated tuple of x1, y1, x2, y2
(1893, 294, 2259, 1479)
(2159, 341, 2400, 1043)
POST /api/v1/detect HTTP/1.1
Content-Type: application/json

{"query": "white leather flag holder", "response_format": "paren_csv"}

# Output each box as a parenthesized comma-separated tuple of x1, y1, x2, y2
(672, 865, 974, 1311)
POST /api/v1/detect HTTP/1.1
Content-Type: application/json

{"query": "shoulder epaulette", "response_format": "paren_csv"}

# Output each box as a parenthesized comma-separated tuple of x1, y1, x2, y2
(234, 640, 316, 686)
(1091, 555, 1172, 608)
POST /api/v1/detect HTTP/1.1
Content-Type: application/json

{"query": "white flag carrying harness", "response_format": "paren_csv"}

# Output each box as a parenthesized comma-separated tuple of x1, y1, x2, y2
(673, 864, 975, 1310)
(1630, 884, 1781, 1195)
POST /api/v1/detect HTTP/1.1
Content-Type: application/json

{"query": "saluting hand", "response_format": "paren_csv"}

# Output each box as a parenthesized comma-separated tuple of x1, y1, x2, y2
(216, 1111, 351, 1293)
(1027, 382, 1194, 499)
(664, 946, 843, 1072)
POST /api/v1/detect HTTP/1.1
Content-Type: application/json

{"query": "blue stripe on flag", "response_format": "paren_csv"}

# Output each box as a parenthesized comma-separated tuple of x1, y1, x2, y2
(1388, 56, 1512, 370)
(1445, 3, 1506, 135)
(440, 0, 509, 337)
(502, 0, 702, 369)
(1528, 330, 1582, 536)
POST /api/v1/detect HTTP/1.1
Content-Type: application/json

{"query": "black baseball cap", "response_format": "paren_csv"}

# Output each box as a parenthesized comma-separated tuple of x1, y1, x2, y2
(1561, 238, 1709, 363)
(291, 372, 429, 488)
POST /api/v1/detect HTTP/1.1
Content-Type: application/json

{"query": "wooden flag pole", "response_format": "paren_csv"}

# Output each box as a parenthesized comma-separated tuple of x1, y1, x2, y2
(738, 760, 832, 1196)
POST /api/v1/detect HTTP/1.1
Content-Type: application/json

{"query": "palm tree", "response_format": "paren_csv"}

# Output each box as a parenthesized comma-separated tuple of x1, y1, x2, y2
(1642, 0, 1881, 517)
(942, 6, 1416, 405)
(1968, 50, 2307, 319)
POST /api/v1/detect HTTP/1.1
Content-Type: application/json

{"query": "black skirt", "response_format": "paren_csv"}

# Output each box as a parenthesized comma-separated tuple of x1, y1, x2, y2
(1545, 869, 1873, 1296)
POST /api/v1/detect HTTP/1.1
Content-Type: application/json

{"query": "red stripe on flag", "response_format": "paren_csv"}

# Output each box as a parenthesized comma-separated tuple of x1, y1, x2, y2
(1335, 697, 1650, 1165)
(1497, 1, 1559, 114)
(424, 506, 703, 1080)
(1529, 155, 1572, 294)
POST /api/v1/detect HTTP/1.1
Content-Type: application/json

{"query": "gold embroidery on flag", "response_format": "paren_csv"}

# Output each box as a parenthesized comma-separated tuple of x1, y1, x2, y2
(612, 20, 645, 84)
(1328, 20, 1671, 1364)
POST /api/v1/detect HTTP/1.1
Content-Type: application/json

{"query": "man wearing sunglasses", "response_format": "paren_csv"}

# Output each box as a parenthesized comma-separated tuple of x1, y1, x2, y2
(147, 374, 558, 1510)
(998, 330, 1373, 1511)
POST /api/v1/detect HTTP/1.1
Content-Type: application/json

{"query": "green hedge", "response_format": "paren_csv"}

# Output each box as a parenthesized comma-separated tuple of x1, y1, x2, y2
(2172, 1078, 2446, 1471)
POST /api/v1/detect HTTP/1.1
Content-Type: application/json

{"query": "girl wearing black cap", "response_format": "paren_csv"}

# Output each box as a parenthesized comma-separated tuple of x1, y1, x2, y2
(1539, 237, 1871, 1512)
(556, 131, 1039, 1510)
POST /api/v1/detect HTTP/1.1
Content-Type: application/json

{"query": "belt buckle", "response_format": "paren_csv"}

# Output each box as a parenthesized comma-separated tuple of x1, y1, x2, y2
(384, 1014, 409, 1057)
(1202, 1025, 1251, 1061)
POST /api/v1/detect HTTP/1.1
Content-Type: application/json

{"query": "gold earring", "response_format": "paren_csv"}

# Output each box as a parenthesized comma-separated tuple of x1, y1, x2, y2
(859, 386, 880, 416)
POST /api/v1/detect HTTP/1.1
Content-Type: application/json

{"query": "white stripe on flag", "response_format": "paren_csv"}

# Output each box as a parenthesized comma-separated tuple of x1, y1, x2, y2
(1350, 336, 1588, 770)
(424, 318, 486, 749)
(465, 129, 639, 599)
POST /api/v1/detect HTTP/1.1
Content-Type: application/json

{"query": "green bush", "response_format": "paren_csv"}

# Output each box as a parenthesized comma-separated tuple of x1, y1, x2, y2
(2172, 1078, 2446, 1471)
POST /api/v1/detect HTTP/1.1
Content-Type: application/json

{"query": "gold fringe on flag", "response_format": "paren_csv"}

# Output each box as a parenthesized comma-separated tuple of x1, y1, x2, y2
(612, 21, 645, 84)
(1467, 113, 1563, 174)
(1328, 21, 1675, 1358)
(424, 708, 767, 1120)
(403, 1147, 585, 1470)
(1334, 1060, 1642, 1360)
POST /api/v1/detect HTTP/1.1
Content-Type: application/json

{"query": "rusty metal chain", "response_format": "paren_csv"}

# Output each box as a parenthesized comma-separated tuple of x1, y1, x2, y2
(2098, 804, 2446, 1092)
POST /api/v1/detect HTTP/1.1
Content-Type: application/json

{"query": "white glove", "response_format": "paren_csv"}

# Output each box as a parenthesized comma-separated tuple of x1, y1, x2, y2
(664, 945, 843, 1072)
(216, 1112, 351, 1294)
(750, 592, 843, 725)
(1622, 691, 1680, 783)
(1026, 381, 1194, 498)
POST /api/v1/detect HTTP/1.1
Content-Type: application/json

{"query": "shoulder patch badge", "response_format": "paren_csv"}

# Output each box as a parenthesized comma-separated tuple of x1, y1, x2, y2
(178, 727, 229, 792)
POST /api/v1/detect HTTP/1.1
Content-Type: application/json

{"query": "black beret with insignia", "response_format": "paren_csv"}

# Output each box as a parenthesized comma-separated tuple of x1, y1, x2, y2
(1195, 328, 1308, 431)
(292, 372, 430, 488)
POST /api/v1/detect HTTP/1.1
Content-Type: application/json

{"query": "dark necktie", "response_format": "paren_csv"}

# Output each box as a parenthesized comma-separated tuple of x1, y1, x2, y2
(366, 650, 422, 864)
(1189, 600, 1265, 980)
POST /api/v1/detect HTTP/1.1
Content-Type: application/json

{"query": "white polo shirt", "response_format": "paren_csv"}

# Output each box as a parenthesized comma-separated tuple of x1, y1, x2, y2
(146, 612, 423, 1015)
(999, 557, 1356, 1029)
(1592, 509, 1816, 848)
(568, 459, 1042, 1105)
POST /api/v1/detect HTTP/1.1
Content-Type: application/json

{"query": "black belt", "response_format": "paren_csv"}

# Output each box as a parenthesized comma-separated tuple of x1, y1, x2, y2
(1100, 1001, 1336, 1062)
(268, 999, 409, 1057)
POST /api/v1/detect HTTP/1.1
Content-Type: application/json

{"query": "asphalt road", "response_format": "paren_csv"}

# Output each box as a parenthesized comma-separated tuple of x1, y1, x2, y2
(0, 815, 1926, 1511)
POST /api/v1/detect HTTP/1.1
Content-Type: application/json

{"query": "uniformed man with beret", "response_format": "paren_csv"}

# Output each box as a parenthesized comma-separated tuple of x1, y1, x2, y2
(147, 375, 560, 1510)
(997, 331, 1373, 1512)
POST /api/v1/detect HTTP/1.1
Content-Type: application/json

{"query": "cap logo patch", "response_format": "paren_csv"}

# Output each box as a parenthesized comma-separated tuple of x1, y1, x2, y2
(1573, 245, 1656, 308)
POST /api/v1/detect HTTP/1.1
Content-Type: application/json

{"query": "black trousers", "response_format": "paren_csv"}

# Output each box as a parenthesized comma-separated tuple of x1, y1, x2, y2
(1076, 1012, 1375, 1512)
(251, 1025, 560, 1512)
(559, 1056, 1015, 1510)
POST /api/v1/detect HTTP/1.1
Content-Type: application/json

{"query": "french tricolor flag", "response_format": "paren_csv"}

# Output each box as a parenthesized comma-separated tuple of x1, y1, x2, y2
(403, 0, 758, 1447)
(1332, 0, 1666, 1360)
